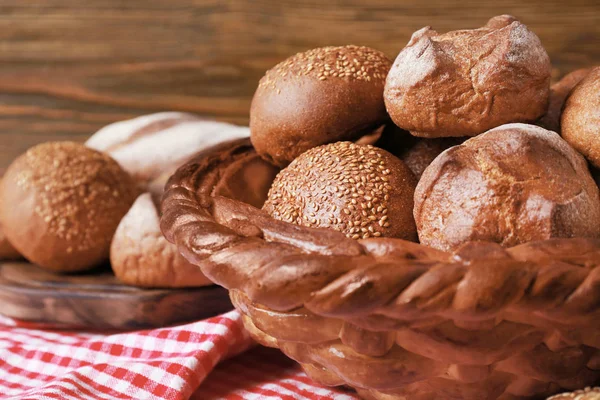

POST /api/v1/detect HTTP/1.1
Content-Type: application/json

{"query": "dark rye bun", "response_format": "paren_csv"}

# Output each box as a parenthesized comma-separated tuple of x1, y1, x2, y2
(384, 15, 551, 138)
(263, 141, 417, 241)
(561, 67, 600, 168)
(86, 112, 250, 186)
(414, 123, 600, 251)
(372, 125, 464, 180)
(0, 142, 139, 272)
(537, 67, 593, 133)
(250, 45, 392, 167)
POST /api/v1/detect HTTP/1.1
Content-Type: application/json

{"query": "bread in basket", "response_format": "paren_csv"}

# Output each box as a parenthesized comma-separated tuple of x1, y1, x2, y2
(161, 139, 600, 400)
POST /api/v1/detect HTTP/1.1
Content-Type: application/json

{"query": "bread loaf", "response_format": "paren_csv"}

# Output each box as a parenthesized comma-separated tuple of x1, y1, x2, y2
(86, 112, 250, 185)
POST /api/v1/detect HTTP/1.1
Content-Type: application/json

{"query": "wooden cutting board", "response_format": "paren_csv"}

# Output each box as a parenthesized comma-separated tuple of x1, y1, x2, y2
(0, 261, 233, 330)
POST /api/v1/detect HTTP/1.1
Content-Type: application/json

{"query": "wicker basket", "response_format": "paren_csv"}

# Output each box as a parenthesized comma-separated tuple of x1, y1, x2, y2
(161, 139, 600, 400)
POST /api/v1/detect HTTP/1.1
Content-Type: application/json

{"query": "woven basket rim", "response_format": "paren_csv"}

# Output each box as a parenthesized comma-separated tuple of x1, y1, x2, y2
(160, 138, 600, 327)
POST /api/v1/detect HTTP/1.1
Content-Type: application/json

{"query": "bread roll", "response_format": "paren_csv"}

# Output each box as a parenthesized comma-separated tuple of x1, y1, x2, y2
(0, 142, 139, 272)
(561, 67, 600, 168)
(111, 192, 212, 287)
(86, 112, 249, 185)
(264, 142, 417, 240)
(537, 67, 592, 133)
(385, 15, 551, 138)
(415, 124, 600, 251)
(250, 45, 392, 166)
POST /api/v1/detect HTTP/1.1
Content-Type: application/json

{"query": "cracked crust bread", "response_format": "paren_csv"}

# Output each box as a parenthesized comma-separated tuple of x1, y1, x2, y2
(414, 123, 600, 251)
(384, 15, 551, 138)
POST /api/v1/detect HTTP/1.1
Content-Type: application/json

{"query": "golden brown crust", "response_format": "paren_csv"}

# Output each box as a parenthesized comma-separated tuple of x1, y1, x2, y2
(263, 142, 417, 241)
(111, 192, 213, 287)
(384, 15, 551, 138)
(160, 140, 600, 399)
(414, 123, 600, 251)
(561, 67, 600, 168)
(537, 68, 593, 133)
(250, 45, 392, 166)
(0, 142, 139, 272)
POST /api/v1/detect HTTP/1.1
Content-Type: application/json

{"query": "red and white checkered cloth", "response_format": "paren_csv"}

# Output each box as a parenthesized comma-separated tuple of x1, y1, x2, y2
(0, 311, 359, 399)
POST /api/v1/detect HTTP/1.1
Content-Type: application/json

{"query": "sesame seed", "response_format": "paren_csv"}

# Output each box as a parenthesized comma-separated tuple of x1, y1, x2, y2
(262, 141, 398, 240)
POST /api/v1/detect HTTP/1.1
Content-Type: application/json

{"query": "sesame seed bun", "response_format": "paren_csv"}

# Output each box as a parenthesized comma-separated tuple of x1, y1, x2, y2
(0, 142, 139, 272)
(384, 15, 551, 138)
(263, 142, 417, 241)
(250, 45, 392, 167)
(561, 67, 600, 168)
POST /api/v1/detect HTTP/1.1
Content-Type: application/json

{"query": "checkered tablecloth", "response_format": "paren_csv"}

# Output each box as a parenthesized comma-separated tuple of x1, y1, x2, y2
(0, 311, 359, 399)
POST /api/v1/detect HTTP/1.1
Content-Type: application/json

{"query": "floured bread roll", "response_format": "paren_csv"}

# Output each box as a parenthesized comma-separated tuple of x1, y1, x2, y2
(385, 15, 551, 138)
(86, 112, 249, 186)
(561, 67, 600, 168)
(111, 191, 213, 288)
(415, 124, 600, 251)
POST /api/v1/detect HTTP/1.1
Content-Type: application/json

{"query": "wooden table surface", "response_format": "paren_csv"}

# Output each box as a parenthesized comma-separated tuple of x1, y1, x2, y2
(1, 0, 599, 170)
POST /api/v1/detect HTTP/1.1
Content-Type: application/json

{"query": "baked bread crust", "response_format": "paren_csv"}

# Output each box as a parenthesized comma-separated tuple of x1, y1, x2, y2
(250, 45, 392, 166)
(0, 142, 139, 272)
(414, 123, 600, 251)
(561, 67, 600, 168)
(111, 140, 278, 287)
(111, 192, 213, 287)
(263, 142, 417, 241)
(161, 139, 600, 400)
(86, 112, 250, 185)
(0, 178, 21, 260)
(537, 68, 592, 133)
(384, 15, 551, 138)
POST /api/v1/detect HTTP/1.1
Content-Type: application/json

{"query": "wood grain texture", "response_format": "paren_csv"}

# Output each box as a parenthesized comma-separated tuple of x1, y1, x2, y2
(0, 261, 233, 329)
(0, 0, 599, 169)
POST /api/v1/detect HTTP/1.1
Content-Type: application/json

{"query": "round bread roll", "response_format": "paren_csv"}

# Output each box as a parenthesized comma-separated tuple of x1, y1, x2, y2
(263, 142, 417, 240)
(414, 123, 600, 251)
(547, 387, 600, 400)
(111, 192, 212, 287)
(0, 142, 139, 272)
(562, 67, 600, 168)
(250, 45, 392, 166)
(384, 15, 551, 138)
(537, 67, 592, 133)
(112, 139, 279, 288)
(86, 112, 250, 186)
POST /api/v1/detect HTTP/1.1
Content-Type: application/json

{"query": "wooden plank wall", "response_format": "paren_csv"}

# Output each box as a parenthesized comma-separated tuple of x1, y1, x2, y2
(0, 0, 599, 169)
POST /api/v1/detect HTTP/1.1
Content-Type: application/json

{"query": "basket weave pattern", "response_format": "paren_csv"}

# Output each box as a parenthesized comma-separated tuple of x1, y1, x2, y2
(161, 140, 600, 400)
